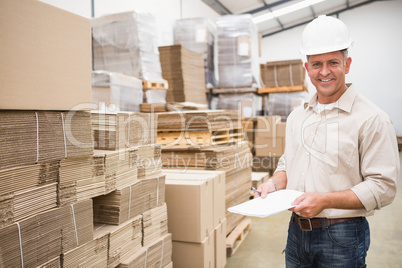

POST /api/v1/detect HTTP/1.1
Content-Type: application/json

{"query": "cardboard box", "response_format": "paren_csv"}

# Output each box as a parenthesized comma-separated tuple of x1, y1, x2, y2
(165, 179, 214, 243)
(255, 137, 284, 157)
(0, 0, 91, 110)
(215, 219, 227, 268)
(163, 169, 225, 227)
(251, 172, 270, 189)
(255, 116, 282, 138)
(172, 230, 215, 268)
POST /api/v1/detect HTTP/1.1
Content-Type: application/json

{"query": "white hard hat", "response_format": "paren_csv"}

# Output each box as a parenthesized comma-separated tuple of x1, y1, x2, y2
(300, 15, 352, 55)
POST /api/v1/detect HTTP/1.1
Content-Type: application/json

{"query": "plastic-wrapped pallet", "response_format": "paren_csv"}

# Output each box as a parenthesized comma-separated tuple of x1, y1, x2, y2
(264, 91, 308, 121)
(216, 14, 261, 88)
(218, 93, 262, 117)
(92, 11, 164, 82)
(174, 18, 217, 88)
(92, 71, 143, 112)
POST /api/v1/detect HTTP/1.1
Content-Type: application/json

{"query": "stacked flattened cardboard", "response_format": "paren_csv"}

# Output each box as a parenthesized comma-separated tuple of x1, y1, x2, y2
(0, 110, 93, 170)
(0, 199, 93, 267)
(137, 144, 162, 179)
(159, 45, 208, 104)
(157, 110, 243, 148)
(91, 111, 157, 151)
(260, 60, 305, 89)
(58, 156, 105, 206)
(120, 234, 172, 268)
(93, 174, 165, 225)
(92, 71, 144, 112)
(259, 59, 308, 119)
(142, 203, 169, 246)
(62, 234, 108, 267)
(174, 18, 217, 88)
(93, 215, 142, 267)
(0, 162, 59, 228)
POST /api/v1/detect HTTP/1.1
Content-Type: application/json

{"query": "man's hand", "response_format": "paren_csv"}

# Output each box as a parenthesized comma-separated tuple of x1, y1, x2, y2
(290, 192, 327, 218)
(255, 180, 276, 199)
(290, 190, 365, 218)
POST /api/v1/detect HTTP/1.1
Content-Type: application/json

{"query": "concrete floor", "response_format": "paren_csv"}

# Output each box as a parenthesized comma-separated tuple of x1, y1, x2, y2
(226, 152, 402, 268)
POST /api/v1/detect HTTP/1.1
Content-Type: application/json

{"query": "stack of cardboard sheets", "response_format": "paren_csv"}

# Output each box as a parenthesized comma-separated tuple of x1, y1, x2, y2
(159, 45, 207, 104)
(91, 111, 157, 151)
(0, 199, 93, 267)
(94, 148, 139, 193)
(260, 59, 305, 88)
(58, 156, 105, 206)
(142, 203, 169, 246)
(93, 215, 143, 267)
(137, 144, 162, 179)
(93, 175, 166, 225)
(62, 235, 108, 267)
(157, 110, 240, 132)
(0, 110, 93, 170)
(0, 162, 59, 228)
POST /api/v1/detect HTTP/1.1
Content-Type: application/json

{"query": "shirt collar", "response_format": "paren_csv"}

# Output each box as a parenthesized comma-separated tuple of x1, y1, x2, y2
(304, 83, 356, 113)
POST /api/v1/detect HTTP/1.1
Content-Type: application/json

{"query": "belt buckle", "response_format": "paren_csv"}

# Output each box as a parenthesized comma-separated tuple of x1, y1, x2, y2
(298, 217, 313, 231)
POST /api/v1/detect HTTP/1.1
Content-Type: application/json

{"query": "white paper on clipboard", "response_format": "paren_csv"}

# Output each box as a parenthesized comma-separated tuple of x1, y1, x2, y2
(228, 189, 304, 217)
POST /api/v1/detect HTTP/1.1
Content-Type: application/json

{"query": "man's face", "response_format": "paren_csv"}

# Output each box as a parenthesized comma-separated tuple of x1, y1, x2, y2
(305, 51, 352, 104)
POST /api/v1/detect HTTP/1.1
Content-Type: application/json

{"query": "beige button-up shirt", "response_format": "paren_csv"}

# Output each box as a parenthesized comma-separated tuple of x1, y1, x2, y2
(277, 84, 399, 218)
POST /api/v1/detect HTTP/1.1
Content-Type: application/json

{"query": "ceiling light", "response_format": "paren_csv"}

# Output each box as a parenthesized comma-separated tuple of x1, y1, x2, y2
(252, 0, 327, 24)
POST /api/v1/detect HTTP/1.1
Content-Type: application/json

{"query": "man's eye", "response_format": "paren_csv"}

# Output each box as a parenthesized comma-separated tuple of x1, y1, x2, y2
(331, 61, 339, 65)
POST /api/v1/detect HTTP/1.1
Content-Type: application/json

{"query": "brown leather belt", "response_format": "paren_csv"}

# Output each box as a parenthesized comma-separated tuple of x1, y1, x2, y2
(292, 213, 359, 231)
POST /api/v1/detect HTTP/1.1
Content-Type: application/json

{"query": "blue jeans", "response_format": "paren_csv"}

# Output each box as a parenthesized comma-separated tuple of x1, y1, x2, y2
(285, 214, 370, 268)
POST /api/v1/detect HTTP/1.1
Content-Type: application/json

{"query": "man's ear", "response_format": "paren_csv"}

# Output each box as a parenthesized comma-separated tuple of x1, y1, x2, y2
(345, 57, 352, 74)
(304, 62, 309, 73)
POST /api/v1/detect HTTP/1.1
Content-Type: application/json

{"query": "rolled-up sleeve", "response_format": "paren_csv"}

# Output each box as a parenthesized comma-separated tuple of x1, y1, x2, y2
(351, 120, 399, 211)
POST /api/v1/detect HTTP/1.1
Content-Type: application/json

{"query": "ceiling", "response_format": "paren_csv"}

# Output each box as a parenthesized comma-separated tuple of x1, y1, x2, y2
(201, 0, 380, 37)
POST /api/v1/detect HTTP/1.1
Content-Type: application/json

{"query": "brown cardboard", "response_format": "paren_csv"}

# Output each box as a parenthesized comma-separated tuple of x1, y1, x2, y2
(255, 137, 284, 157)
(251, 172, 270, 189)
(172, 230, 215, 268)
(165, 179, 214, 243)
(255, 116, 282, 138)
(0, 0, 91, 110)
(215, 219, 227, 268)
(163, 169, 225, 227)
(260, 59, 305, 87)
(277, 122, 286, 137)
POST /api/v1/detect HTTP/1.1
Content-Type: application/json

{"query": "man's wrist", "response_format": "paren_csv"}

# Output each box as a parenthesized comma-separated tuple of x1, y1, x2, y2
(268, 178, 278, 191)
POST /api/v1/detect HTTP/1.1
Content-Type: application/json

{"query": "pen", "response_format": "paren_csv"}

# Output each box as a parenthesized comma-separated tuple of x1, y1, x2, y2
(251, 187, 262, 196)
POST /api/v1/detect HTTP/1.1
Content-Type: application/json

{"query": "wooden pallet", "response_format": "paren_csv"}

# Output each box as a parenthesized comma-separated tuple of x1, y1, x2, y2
(212, 87, 258, 94)
(258, 84, 307, 94)
(226, 218, 251, 257)
(157, 127, 243, 147)
(143, 80, 169, 90)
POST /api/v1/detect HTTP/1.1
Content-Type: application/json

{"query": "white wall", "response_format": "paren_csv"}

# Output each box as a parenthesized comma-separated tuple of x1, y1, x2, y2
(260, 1, 402, 134)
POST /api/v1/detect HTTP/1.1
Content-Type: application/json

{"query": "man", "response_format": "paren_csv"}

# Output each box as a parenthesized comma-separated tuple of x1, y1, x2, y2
(256, 15, 399, 267)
